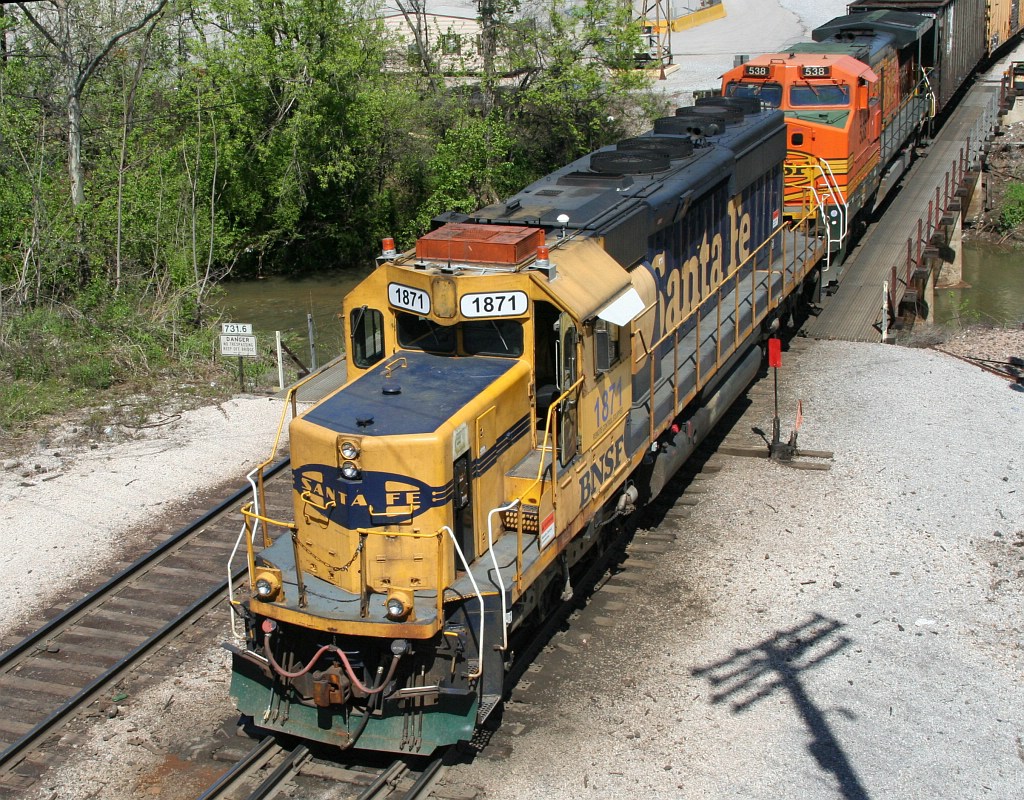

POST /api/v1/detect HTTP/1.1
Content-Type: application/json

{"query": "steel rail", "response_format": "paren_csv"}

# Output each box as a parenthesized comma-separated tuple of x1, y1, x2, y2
(0, 458, 289, 670)
(402, 756, 445, 800)
(195, 738, 282, 800)
(244, 744, 310, 800)
(0, 459, 289, 776)
(0, 562, 247, 773)
(354, 760, 408, 800)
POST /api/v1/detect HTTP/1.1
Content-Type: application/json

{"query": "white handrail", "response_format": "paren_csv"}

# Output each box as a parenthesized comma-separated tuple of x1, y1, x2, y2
(487, 500, 521, 652)
(806, 183, 832, 271)
(817, 158, 848, 240)
(442, 525, 486, 679)
(227, 465, 265, 639)
(803, 156, 848, 270)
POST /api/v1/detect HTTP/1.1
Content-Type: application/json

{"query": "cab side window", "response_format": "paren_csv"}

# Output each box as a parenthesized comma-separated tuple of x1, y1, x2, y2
(594, 320, 620, 373)
(351, 306, 384, 368)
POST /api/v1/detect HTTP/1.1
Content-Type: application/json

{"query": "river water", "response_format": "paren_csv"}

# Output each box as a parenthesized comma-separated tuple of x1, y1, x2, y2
(932, 243, 1024, 327)
(218, 270, 369, 367)
(217, 240, 1022, 365)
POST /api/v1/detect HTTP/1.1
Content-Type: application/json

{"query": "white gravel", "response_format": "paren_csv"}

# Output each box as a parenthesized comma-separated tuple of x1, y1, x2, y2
(0, 397, 290, 632)
(443, 339, 1024, 799)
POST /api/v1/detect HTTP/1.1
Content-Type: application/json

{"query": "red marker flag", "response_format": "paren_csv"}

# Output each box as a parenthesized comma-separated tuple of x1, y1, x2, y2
(795, 399, 803, 431)
(767, 337, 782, 369)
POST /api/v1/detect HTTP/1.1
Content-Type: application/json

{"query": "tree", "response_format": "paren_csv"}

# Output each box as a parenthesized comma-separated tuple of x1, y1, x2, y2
(16, 0, 170, 209)
(393, 0, 435, 78)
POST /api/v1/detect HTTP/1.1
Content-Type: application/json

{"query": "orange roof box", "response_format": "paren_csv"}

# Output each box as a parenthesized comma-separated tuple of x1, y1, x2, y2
(416, 223, 544, 265)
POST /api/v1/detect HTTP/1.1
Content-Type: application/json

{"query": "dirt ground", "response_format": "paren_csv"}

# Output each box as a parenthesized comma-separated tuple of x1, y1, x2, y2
(965, 107, 1024, 245)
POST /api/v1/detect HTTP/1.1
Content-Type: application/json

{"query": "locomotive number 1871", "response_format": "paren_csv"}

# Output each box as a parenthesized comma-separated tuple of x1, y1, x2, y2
(593, 378, 623, 429)
(460, 291, 528, 318)
(388, 282, 431, 314)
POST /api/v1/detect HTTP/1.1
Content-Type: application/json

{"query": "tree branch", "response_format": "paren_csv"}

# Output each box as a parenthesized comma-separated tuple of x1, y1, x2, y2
(76, 0, 169, 94)
(15, 3, 65, 57)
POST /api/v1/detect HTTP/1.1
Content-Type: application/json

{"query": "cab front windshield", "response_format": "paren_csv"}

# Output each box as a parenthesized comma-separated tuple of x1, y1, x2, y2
(789, 83, 850, 107)
(725, 81, 782, 108)
(396, 311, 524, 358)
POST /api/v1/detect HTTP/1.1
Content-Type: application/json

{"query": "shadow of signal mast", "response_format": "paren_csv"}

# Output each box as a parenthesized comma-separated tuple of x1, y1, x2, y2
(691, 613, 871, 800)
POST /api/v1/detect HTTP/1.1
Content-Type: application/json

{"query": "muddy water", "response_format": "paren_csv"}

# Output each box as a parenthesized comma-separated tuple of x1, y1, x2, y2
(218, 242, 1024, 355)
(217, 271, 369, 365)
(933, 243, 1024, 326)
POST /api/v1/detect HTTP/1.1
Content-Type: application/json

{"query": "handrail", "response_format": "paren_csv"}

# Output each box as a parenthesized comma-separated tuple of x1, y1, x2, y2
(244, 367, 322, 548)
(536, 376, 584, 482)
(442, 525, 486, 679)
(635, 215, 816, 365)
(487, 500, 521, 652)
(920, 67, 937, 119)
(632, 215, 822, 441)
(230, 504, 298, 639)
(809, 157, 847, 268)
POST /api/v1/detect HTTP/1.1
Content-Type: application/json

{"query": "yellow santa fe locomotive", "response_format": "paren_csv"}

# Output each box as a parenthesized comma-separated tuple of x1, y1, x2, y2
(228, 99, 826, 754)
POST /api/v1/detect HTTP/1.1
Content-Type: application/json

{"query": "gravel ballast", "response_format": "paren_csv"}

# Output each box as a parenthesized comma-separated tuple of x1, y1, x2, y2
(10, 335, 1023, 799)
(443, 338, 1024, 799)
(0, 397, 289, 633)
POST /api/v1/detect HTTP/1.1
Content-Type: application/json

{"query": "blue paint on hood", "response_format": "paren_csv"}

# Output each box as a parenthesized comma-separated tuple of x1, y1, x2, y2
(302, 351, 516, 436)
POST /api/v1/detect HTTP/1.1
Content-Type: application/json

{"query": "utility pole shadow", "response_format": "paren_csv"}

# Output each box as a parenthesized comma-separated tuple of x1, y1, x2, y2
(691, 613, 871, 800)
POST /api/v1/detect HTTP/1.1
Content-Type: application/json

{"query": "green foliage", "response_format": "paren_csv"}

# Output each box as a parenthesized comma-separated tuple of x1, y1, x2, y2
(0, 0, 661, 429)
(404, 113, 520, 241)
(0, 290, 222, 431)
(998, 182, 1024, 231)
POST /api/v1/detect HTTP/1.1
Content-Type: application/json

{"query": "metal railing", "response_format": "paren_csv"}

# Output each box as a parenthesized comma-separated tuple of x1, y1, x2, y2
(879, 89, 999, 340)
(636, 214, 823, 442)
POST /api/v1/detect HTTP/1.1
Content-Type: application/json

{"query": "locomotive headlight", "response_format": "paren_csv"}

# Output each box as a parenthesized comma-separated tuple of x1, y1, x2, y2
(385, 591, 413, 621)
(253, 569, 282, 601)
(341, 461, 360, 480)
(340, 441, 360, 460)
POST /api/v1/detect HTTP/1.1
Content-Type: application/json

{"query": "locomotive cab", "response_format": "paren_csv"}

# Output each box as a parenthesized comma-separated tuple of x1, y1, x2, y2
(722, 9, 936, 256)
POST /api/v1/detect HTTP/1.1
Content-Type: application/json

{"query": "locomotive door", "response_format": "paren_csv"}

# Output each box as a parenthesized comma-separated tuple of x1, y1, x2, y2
(557, 311, 579, 467)
(452, 454, 474, 568)
(474, 406, 501, 555)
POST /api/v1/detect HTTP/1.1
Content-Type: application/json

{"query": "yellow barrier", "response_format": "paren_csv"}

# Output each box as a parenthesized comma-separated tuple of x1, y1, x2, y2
(671, 2, 727, 33)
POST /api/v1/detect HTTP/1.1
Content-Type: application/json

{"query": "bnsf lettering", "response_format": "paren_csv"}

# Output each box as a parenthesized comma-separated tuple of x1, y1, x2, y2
(579, 436, 626, 507)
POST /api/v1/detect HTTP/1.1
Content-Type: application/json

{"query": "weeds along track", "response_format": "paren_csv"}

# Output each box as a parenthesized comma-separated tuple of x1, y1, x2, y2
(0, 460, 290, 793)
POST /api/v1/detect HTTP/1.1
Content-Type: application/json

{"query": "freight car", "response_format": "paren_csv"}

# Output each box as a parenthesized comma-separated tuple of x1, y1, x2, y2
(720, 0, 1020, 260)
(226, 100, 826, 754)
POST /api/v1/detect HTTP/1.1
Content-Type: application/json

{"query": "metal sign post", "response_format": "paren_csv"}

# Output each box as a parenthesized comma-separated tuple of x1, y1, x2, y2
(767, 337, 782, 447)
(220, 323, 257, 393)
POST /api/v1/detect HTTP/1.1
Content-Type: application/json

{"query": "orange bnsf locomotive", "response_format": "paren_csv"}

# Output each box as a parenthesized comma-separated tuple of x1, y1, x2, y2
(721, 0, 1022, 261)
(227, 99, 827, 755)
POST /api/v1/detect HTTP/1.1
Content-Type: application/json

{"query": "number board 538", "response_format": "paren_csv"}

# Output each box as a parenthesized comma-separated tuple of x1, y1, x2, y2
(460, 291, 528, 318)
(388, 282, 430, 314)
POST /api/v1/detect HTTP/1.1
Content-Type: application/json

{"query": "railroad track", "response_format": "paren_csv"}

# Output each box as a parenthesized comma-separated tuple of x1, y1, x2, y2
(0, 338, 822, 796)
(197, 738, 447, 800)
(0, 460, 291, 793)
